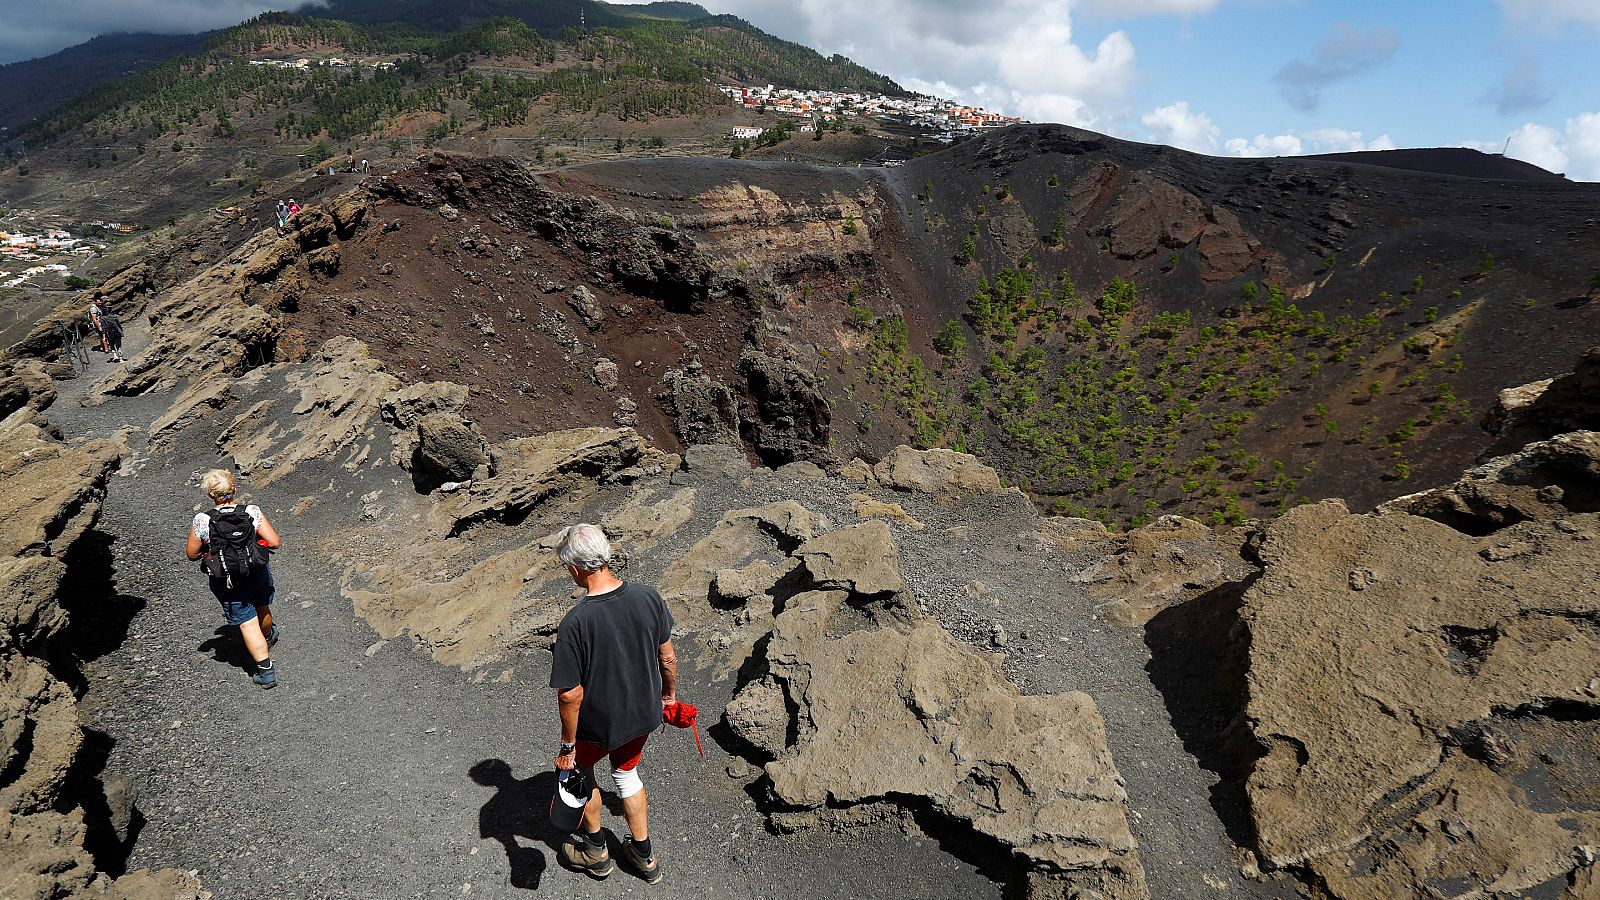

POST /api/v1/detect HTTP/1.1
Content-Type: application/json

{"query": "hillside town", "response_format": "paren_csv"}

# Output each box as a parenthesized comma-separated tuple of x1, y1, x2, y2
(248, 57, 398, 71)
(0, 212, 117, 288)
(718, 83, 1024, 144)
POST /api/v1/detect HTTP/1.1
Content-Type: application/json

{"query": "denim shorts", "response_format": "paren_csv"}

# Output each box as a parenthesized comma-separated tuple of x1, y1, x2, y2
(209, 567, 275, 626)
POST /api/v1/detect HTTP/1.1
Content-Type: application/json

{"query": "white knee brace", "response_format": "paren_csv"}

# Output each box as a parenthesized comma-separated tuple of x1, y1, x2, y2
(612, 765, 643, 798)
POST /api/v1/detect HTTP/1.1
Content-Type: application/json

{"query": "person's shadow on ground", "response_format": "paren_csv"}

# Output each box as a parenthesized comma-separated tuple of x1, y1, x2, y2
(471, 759, 557, 889)
(197, 625, 255, 674)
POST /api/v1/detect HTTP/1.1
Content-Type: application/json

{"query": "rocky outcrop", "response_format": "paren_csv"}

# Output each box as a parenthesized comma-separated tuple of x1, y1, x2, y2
(214, 337, 401, 486)
(1230, 433, 1600, 897)
(1096, 175, 1207, 260)
(81, 191, 371, 405)
(1194, 205, 1272, 286)
(431, 426, 651, 537)
(1, 393, 206, 898)
(345, 427, 668, 667)
(872, 446, 1005, 495)
(737, 348, 830, 467)
(1385, 428, 1600, 535)
(729, 589, 1147, 899)
(641, 496, 1153, 896)
(666, 364, 740, 448)
(0, 419, 121, 651)
(0, 359, 56, 419)
(1051, 515, 1254, 626)
(375, 153, 726, 310)
(379, 379, 471, 469)
(412, 413, 490, 488)
(1484, 347, 1600, 456)
(793, 520, 908, 599)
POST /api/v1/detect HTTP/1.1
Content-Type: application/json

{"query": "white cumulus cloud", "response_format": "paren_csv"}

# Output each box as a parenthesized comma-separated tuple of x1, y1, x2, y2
(1566, 113, 1600, 180)
(1141, 101, 1219, 153)
(1504, 123, 1567, 173)
(714, 0, 1142, 128)
(1485, 114, 1600, 180)
(1225, 133, 1303, 157)
(1222, 128, 1394, 158)
(996, 20, 1136, 107)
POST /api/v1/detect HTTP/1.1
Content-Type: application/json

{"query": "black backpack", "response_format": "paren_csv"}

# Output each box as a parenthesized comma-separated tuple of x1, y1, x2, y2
(204, 505, 269, 585)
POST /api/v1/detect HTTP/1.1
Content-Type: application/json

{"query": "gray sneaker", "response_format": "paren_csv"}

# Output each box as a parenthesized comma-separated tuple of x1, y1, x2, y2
(621, 836, 662, 884)
(266, 625, 280, 648)
(560, 835, 614, 879)
(251, 666, 278, 689)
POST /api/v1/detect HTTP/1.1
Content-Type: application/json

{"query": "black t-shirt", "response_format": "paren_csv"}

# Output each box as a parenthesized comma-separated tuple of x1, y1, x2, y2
(549, 581, 675, 750)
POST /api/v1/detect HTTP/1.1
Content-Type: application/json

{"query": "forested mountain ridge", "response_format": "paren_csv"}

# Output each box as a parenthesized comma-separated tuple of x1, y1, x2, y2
(13, 11, 900, 149)
(0, 32, 210, 133)
(0, 10, 903, 224)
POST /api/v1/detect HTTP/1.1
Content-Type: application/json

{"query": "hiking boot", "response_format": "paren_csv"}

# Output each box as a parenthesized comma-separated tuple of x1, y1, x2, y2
(621, 836, 662, 884)
(266, 625, 280, 648)
(251, 667, 278, 689)
(560, 835, 614, 879)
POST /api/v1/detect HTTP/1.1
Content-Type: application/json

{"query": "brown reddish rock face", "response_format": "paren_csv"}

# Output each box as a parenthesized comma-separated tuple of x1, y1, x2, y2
(1096, 175, 1208, 260)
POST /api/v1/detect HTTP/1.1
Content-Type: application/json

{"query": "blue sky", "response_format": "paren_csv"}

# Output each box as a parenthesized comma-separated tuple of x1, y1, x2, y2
(4, 0, 1598, 177)
(688, 0, 1600, 179)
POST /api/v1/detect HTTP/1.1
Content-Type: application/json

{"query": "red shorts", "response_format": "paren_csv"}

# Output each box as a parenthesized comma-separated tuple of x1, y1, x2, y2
(574, 733, 648, 771)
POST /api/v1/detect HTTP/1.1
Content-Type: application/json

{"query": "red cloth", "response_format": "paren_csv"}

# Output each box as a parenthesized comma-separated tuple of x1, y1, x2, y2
(661, 701, 703, 759)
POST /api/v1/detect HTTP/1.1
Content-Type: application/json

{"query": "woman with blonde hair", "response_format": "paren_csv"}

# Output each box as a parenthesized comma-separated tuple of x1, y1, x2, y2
(184, 469, 283, 688)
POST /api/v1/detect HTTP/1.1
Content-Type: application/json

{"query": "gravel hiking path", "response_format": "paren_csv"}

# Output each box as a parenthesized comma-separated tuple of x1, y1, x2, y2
(46, 316, 1292, 899)
(45, 333, 997, 900)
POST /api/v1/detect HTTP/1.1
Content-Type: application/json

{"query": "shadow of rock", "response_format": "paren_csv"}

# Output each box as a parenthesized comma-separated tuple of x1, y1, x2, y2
(44, 528, 147, 693)
(1142, 575, 1263, 849)
(62, 728, 145, 878)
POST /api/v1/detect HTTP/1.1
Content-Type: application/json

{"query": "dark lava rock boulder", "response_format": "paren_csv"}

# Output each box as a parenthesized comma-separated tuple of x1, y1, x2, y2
(666, 365, 740, 448)
(738, 348, 830, 467)
(413, 412, 489, 490)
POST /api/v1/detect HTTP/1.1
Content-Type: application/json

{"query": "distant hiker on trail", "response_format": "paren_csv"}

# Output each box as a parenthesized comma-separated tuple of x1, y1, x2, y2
(99, 308, 125, 362)
(87, 300, 109, 354)
(276, 200, 289, 229)
(185, 469, 283, 689)
(287, 199, 301, 218)
(359, 158, 370, 173)
(550, 524, 676, 884)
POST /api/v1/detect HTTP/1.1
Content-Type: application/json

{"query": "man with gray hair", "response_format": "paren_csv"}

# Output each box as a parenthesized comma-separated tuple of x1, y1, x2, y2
(550, 523, 677, 883)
